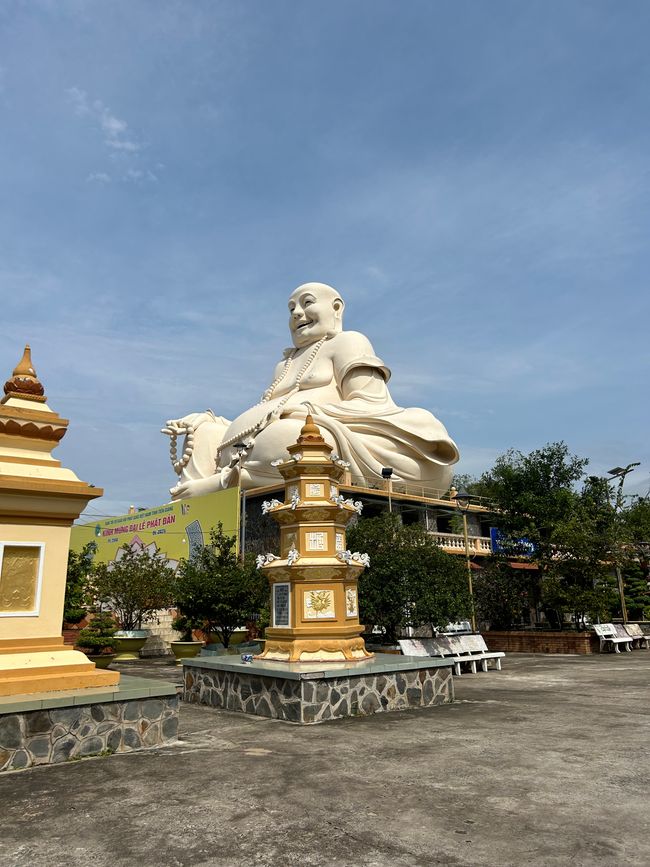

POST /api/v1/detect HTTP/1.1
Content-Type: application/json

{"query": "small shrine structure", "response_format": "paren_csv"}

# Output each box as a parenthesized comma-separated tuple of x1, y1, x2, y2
(0, 346, 119, 695)
(256, 414, 372, 663)
(0, 346, 179, 772)
(183, 416, 455, 724)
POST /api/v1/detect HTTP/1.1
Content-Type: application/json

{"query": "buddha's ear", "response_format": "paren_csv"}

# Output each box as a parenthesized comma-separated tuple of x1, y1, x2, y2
(333, 297, 345, 322)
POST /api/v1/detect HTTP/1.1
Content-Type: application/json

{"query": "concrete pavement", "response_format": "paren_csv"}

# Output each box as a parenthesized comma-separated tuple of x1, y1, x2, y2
(1, 652, 648, 867)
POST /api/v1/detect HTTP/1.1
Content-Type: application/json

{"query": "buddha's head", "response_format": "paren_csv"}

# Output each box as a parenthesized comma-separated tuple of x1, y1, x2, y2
(288, 282, 345, 349)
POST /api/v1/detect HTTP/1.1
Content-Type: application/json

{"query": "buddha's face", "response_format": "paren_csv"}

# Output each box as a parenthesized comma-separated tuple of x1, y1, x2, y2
(288, 283, 344, 348)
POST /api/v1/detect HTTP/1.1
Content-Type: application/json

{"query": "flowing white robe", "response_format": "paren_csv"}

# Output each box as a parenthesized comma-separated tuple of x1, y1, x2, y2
(169, 331, 458, 497)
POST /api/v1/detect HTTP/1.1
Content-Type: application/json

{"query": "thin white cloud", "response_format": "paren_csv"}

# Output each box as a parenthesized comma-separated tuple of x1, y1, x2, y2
(124, 168, 158, 183)
(67, 86, 142, 154)
(66, 86, 159, 184)
(86, 171, 111, 184)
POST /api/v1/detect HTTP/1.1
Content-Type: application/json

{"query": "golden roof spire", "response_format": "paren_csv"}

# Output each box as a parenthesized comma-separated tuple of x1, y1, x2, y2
(297, 413, 325, 445)
(3, 344, 46, 402)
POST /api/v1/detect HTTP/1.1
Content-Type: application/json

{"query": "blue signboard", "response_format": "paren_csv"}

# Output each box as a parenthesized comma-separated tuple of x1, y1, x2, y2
(490, 528, 536, 557)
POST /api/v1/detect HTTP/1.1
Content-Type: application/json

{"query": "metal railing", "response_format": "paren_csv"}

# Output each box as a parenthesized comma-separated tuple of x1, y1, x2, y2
(344, 474, 494, 509)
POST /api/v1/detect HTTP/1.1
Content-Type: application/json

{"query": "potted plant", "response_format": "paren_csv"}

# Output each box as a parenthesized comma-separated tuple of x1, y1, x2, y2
(169, 614, 203, 664)
(91, 543, 175, 661)
(76, 609, 118, 669)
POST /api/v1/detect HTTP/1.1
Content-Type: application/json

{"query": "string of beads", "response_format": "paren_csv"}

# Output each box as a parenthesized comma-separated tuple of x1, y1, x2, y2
(168, 336, 327, 476)
(214, 336, 327, 459)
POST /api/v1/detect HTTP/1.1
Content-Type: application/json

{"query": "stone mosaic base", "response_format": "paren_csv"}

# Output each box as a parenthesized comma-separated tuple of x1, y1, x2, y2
(0, 677, 178, 772)
(183, 656, 454, 724)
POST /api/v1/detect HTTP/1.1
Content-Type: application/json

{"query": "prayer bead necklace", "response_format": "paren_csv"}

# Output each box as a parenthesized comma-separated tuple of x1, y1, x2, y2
(167, 337, 327, 476)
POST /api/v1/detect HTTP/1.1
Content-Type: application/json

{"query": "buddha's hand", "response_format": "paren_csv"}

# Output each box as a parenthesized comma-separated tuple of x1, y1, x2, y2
(161, 411, 220, 437)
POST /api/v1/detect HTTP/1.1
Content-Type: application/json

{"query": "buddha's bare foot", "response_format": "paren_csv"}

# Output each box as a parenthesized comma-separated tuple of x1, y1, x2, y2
(170, 475, 221, 500)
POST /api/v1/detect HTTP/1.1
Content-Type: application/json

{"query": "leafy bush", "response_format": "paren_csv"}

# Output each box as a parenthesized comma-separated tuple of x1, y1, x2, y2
(76, 610, 117, 654)
(91, 544, 175, 631)
(64, 542, 95, 624)
(473, 557, 532, 630)
(174, 524, 268, 648)
(347, 513, 471, 643)
(171, 614, 196, 642)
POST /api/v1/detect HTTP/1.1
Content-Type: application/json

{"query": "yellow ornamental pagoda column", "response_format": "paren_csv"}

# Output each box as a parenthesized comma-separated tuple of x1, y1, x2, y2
(0, 346, 120, 695)
(256, 415, 373, 664)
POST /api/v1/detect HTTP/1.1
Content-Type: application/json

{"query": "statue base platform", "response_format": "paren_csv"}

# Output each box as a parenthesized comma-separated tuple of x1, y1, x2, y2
(182, 653, 454, 724)
(0, 637, 119, 697)
(257, 634, 373, 663)
(0, 675, 178, 772)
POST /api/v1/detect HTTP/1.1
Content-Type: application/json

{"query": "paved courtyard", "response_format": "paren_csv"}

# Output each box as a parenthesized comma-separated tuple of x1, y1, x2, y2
(1, 652, 648, 867)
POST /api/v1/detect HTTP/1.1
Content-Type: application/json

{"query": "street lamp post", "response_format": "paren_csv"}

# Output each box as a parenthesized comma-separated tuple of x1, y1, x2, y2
(234, 442, 248, 562)
(453, 485, 477, 633)
(605, 463, 640, 625)
(381, 467, 394, 513)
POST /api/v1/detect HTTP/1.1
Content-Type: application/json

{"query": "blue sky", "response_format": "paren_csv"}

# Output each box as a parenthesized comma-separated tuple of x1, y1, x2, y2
(1, 1, 649, 518)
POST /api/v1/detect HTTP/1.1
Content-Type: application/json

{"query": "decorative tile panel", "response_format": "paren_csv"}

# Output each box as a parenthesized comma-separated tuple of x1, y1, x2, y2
(345, 586, 358, 617)
(306, 532, 326, 551)
(303, 589, 335, 619)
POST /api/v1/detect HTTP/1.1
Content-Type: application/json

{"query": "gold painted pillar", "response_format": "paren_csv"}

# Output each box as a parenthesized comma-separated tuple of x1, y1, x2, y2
(256, 415, 373, 663)
(0, 346, 119, 695)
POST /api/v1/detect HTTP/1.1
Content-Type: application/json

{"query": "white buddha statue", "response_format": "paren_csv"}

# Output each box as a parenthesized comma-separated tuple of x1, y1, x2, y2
(163, 282, 459, 499)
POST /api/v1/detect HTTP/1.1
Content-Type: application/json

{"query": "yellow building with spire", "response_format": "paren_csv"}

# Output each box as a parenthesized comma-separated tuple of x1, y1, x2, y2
(0, 346, 119, 696)
(256, 414, 373, 663)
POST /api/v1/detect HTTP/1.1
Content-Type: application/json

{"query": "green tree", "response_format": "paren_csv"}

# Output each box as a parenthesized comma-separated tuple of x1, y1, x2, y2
(91, 544, 175, 631)
(480, 442, 588, 568)
(546, 476, 619, 627)
(479, 444, 624, 628)
(621, 562, 650, 620)
(620, 497, 650, 619)
(623, 496, 650, 548)
(473, 557, 531, 630)
(174, 524, 268, 648)
(63, 542, 95, 624)
(347, 513, 471, 643)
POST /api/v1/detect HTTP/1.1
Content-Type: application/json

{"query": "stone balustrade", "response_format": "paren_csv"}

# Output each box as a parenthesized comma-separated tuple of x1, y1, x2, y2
(430, 532, 492, 555)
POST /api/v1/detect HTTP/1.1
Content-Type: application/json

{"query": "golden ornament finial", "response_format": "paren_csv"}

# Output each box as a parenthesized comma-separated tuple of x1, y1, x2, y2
(296, 413, 325, 445)
(4, 344, 46, 401)
(13, 345, 37, 378)
(301, 414, 319, 436)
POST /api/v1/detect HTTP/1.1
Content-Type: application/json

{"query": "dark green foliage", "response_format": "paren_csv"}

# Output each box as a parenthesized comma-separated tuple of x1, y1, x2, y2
(63, 542, 95, 624)
(171, 614, 195, 642)
(622, 563, 650, 620)
(473, 557, 532, 630)
(480, 442, 588, 566)
(174, 524, 268, 648)
(478, 444, 628, 627)
(76, 610, 117, 654)
(545, 476, 620, 626)
(541, 575, 618, 629)
(347, 513, 471, 643)
(624, 497, 650, 552)
(91, 544, 175, 631)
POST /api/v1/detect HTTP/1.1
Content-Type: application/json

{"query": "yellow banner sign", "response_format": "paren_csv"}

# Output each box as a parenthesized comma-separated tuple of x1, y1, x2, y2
(70, 488, 240, 567)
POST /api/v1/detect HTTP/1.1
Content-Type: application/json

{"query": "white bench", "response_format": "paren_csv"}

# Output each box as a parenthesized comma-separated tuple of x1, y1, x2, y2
(399, 635, 504, 676)
(593, 624, 633, 653)
(621, 623, 650, 649)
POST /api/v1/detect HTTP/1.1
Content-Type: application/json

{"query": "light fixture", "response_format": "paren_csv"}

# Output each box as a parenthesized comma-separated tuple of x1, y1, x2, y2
(454, 485, 472, 511)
